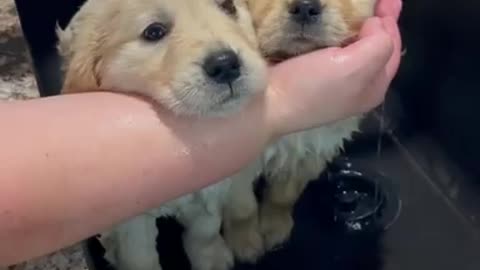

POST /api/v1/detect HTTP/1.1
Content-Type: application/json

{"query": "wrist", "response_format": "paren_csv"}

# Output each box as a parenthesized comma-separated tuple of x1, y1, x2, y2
(248, 92, 276, 144)
(263, 69, 298, 139)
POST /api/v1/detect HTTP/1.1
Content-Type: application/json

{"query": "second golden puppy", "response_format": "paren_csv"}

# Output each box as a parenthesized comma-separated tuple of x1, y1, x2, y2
(222, 0, 377, 262)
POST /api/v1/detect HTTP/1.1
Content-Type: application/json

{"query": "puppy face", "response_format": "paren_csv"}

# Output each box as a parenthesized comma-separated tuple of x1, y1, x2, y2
(247, 0, 376, 61)
(57, 0, 267, 117)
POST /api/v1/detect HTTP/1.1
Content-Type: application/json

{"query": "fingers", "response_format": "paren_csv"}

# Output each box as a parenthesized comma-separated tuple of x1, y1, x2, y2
(376, 0, 402, 20)
(335, 17, 393, 85)
(355, 16, 402, 113)
(382, 16, 402, 80)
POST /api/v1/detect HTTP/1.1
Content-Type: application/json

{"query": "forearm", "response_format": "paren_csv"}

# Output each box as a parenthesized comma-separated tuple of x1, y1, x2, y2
(0, 92, 269, 265)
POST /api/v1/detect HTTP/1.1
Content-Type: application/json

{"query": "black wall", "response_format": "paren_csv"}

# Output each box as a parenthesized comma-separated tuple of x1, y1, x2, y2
(392, 0, 480, 177)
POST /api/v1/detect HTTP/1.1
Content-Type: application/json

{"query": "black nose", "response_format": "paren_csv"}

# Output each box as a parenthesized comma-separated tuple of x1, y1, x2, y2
(203, 49, 241, 84)
(289, 0, 322, 24)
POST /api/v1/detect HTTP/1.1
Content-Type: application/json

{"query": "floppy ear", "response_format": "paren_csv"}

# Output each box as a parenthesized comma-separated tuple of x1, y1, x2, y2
(56, 7, 106, 94)
(60, 46, 104, 94)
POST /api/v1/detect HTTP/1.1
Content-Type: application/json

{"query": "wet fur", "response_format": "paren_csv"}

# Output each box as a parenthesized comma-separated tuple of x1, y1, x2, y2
(56, 0, 267, 270)
(222, 0, 376, 262)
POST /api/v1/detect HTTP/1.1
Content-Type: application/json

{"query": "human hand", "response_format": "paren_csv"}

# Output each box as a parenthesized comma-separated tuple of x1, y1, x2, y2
(265, 0, 402, 137)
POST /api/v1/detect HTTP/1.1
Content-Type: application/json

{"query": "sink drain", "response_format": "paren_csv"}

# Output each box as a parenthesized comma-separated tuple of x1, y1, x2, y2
(327, 157, 402, 233)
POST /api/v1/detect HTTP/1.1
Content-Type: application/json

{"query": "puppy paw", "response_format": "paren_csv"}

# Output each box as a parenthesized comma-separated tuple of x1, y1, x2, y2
(224, 220, 265, 263)
(260, 205, 294, 251)
(186, 235, 234, 270)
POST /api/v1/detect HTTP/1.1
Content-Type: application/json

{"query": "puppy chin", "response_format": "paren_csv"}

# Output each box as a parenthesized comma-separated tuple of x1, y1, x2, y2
(262, 41, 317, 62)
(166, 80, 260, 118)
(201, 96, 251, 118)
(262, 31, 352, 62)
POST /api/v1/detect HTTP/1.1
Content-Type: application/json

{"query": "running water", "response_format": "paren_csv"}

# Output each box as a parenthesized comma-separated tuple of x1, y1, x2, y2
(377, 102, 387, 158)
(372, 48, 407, 227)
(374, 100, 387, 223)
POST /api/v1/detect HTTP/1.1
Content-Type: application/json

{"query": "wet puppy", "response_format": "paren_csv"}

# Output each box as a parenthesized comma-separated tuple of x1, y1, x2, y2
(223, 0, 376, 262)
(57, 0, 267, 269)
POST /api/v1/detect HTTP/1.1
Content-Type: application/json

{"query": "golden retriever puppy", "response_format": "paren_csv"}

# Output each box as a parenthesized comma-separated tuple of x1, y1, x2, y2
(222, 0, 376, 262)
(56, 0, 267, 270)
(58, 0, 266, 117)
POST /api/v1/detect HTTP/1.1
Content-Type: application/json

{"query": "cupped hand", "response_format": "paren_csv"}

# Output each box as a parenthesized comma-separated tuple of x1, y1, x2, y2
(265, 0, 402, 137)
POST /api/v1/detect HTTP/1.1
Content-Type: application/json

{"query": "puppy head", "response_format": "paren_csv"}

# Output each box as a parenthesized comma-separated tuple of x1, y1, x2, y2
(247, 0, 376, 61)
(57, 0, 267, 117)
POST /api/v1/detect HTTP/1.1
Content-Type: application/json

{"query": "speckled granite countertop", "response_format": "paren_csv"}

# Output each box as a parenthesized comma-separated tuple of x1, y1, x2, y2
(0, 0, 37, 100)
(1, 1, 89, 269)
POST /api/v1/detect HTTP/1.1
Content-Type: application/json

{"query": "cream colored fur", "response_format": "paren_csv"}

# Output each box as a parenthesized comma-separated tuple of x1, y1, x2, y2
(56, 0, 267, 270)
(222, 0, 376, 262)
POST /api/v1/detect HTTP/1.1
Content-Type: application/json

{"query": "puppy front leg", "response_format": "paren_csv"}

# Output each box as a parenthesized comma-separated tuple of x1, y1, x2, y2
(106, 214, 162, 270)
(260, 159, 324, 250)
(178, 203, 233, 270)
(223, 175, 264, 263)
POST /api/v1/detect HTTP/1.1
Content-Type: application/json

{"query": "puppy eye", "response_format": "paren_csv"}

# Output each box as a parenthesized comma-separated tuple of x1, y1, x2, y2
(218, 0, 237, 16)
(142, 22, 169, 42)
